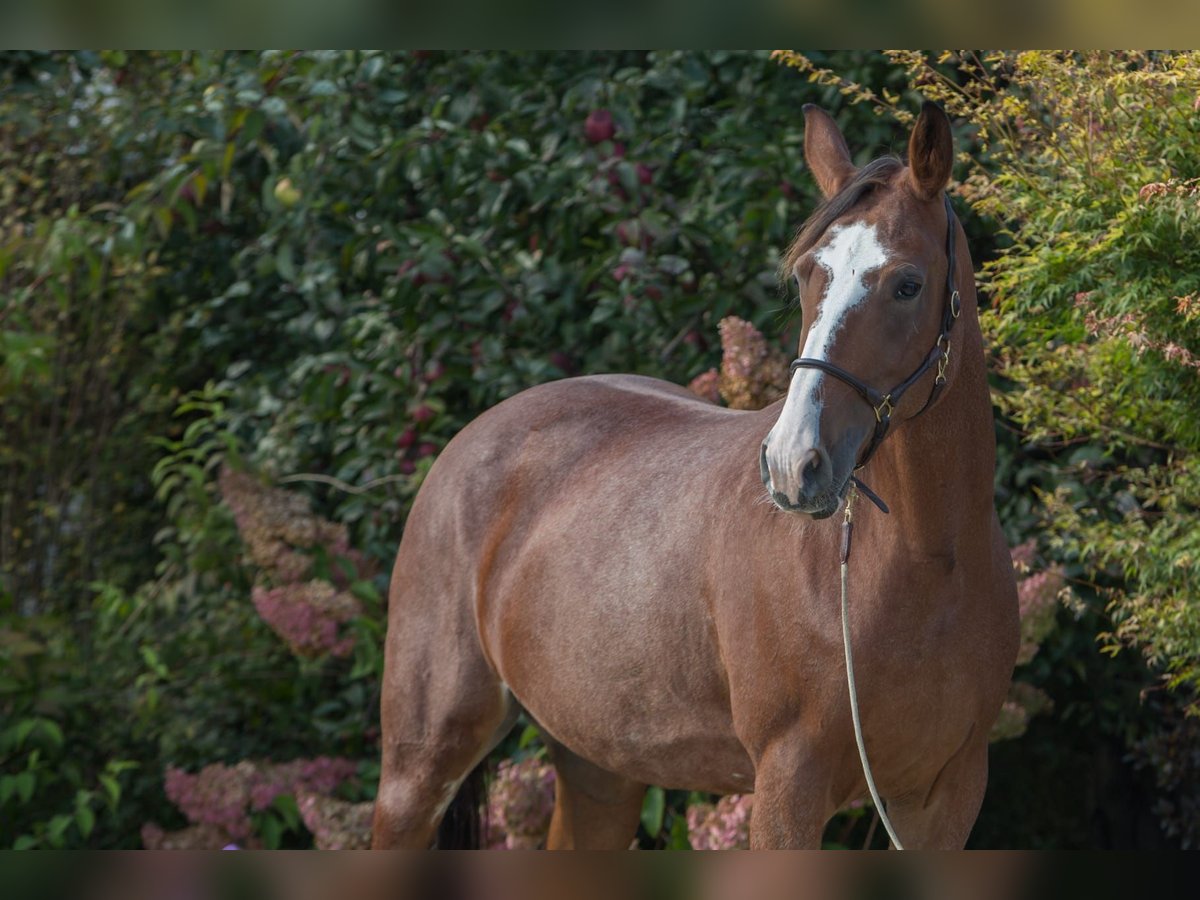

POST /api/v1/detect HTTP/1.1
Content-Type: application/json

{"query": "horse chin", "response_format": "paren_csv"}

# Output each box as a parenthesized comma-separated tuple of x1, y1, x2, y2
(802, 474, 853, 520)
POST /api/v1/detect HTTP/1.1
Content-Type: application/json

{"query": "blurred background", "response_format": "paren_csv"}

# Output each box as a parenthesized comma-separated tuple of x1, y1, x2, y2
(1, 50, 1198, 849)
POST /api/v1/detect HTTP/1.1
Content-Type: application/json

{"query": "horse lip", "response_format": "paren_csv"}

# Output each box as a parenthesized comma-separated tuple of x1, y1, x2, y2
(769, 492, 841, 519)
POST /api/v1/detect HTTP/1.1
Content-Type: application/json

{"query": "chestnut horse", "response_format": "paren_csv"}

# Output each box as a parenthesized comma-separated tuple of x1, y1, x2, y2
(372, 103, 1019, 849)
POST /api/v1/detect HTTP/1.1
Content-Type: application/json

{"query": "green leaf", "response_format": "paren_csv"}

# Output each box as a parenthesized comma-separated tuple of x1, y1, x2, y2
(272, 793, 301, 831)
(14, 771, 35, 805)
(640, 786, 665, 839)
(259, 813, 283, 849)
(76, 803, 95, 840)
(99, 774, 121, 808)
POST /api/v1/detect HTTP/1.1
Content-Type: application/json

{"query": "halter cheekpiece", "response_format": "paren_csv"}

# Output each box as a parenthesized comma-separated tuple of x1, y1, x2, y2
(788, 193, 961, 513)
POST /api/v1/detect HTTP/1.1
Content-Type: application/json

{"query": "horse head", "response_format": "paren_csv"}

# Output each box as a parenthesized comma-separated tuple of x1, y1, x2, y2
(761, 102, 960, 519)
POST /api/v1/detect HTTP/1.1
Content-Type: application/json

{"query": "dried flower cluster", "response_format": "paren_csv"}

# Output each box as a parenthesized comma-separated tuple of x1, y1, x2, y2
(251, 582, 360, 658)
(1137, 177, 1200, 203)
(990, 682, 1055, 743)
(687, 317, 790, 410)
(484, 757, 556, 849)
(1075, 292, 1200, 372)
(1016, 564, 1065, 666)
(297, 792, 375, 850)
(219, 466, 368, 657)
(686, 794, 753, 850)
(144, 756, 359, 847)
(989, 542, 1062, 742)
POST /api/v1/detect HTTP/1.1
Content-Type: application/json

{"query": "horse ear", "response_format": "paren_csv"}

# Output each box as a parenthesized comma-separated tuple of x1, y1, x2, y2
(803, 104, 857, 199)
(907, 101, 954, 200)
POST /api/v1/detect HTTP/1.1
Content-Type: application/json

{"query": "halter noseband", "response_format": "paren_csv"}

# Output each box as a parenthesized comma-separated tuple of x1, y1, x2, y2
(788, 193, 962, 512)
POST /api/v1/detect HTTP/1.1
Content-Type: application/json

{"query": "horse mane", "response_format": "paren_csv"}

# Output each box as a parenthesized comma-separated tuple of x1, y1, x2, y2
(778, 156, 904, 289)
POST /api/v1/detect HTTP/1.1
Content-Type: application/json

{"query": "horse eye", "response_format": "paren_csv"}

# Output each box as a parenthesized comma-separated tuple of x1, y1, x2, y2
(895, 280, 922, 300)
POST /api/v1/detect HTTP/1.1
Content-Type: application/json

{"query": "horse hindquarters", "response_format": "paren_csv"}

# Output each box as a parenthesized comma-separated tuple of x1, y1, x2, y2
(370, 506, 518, 848)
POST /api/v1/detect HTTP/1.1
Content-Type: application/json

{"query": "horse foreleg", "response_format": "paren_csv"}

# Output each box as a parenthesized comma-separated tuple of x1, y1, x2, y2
(542, 738, 647, 850)
(882, 729, 989, 849)
(748, 742, 832, 849)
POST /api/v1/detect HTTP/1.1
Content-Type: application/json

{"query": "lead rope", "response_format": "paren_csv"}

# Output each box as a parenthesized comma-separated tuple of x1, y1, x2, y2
(840, 485, 905, 850)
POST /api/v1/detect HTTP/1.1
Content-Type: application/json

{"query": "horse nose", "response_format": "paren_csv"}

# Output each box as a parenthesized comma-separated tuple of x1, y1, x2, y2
(762, 437, 833, 507)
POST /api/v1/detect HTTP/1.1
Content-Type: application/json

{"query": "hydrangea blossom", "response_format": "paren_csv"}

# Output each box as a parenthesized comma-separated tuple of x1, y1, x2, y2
(252, 582, 360, 658)
(150, 756, 359, 845)
(218, 466, 369, 658)
(297, 792, 374, 849)
(687, 317, 789, 411)
(484, 757, 556, 849)
(687, 794, 753, 850)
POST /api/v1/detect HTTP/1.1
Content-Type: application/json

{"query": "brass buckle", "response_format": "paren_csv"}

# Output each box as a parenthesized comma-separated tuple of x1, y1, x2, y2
(874, 395, 894, 423)
(936, 337, 952, 384)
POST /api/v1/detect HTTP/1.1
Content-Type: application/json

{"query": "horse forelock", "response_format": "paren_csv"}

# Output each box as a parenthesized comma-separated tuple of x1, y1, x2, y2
(778, 156, 904, 292)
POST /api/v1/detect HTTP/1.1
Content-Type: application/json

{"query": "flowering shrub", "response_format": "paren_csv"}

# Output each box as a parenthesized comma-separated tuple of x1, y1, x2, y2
(484, 757, 556, 849)
(144, 756, 358, 847)
(687, 794, 753, 850)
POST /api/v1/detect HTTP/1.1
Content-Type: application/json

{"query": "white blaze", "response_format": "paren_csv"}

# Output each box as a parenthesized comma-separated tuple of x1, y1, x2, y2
(765, 220, 890, 496)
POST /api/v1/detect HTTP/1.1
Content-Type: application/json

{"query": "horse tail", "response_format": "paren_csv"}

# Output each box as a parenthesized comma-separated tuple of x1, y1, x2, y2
(436, 759, 489, 849)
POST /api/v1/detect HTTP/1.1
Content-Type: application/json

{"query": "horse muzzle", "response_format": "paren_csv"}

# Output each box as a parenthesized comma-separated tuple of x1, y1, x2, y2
(759, 439, 844, 519)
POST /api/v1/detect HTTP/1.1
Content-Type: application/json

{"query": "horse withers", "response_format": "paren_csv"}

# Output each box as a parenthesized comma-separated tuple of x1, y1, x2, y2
(371, 102, 1019, 850)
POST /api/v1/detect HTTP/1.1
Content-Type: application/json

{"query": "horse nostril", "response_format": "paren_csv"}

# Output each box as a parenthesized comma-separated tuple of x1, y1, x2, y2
(759, 442, 771, 486)
(799, 447, 832, 495)
(801, 449, 821, 479)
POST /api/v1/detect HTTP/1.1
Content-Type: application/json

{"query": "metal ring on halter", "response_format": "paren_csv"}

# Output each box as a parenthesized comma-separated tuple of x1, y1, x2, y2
(935, 336, 952, 385)
(873, 395, 893, 423)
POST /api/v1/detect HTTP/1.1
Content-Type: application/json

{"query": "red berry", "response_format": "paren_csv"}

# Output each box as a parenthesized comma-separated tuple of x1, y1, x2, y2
(398, 459, 417, 474)
(412, 405, 435, 423)
(416, 442, 438, 458)
(616, 220, 640, 246)
(584, 109, 615, 144)
(636, 163, 653, 185)
(396, 427, 417, 449)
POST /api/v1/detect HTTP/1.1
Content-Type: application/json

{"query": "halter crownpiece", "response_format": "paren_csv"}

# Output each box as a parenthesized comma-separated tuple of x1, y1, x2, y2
(788, 193, 962, 514)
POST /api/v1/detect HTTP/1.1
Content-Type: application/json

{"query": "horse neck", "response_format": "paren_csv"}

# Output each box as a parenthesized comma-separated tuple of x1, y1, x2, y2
(864, 287, 995, 550)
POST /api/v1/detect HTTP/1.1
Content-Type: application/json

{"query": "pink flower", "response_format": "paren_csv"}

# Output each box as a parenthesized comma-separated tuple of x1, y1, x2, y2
(688, 369, 720, 404)
(158, 757, 359, 845)
(252, 581, 361, 658)
(484, 758, 556, 849)
(1015, 565, 1064, 665)
(687, 794, 753, 850)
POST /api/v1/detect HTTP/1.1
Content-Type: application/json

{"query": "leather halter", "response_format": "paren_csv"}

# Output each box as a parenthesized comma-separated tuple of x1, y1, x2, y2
(788, 194, 962, 514)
